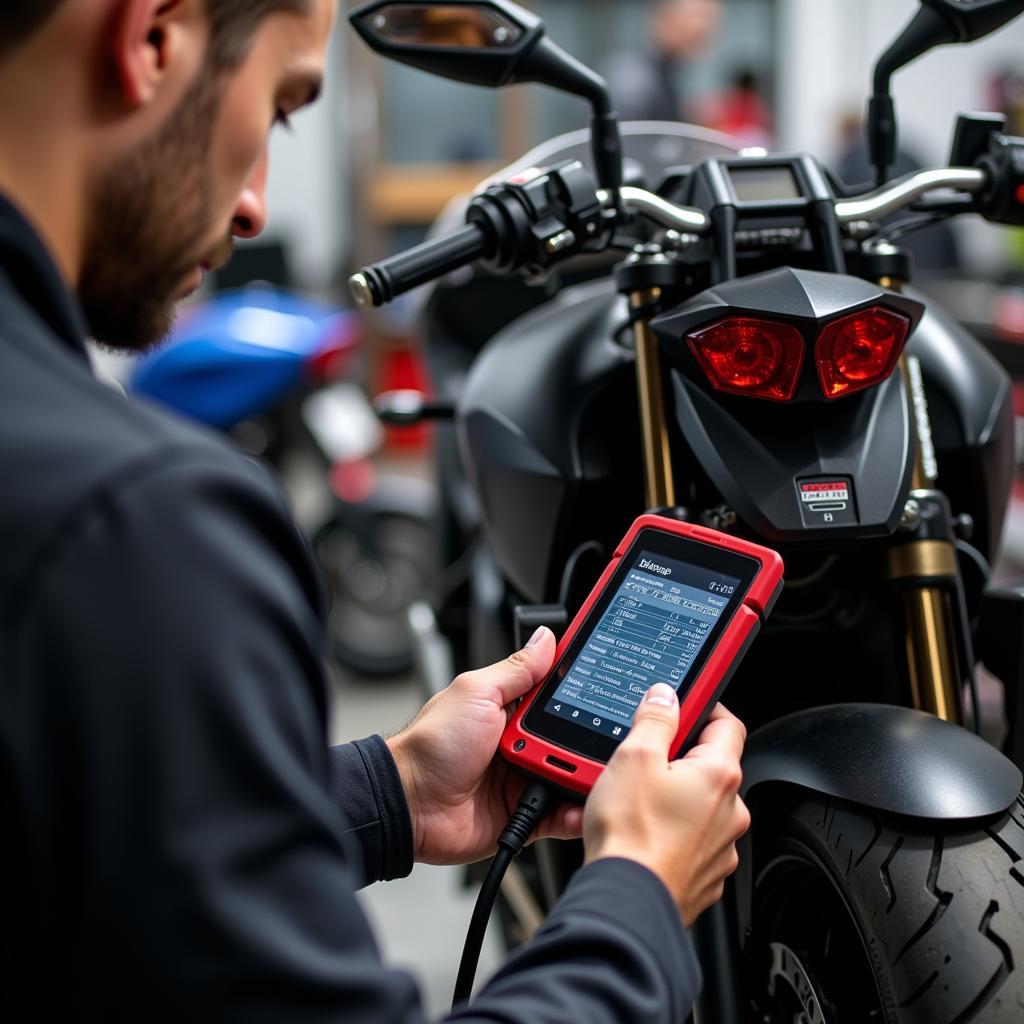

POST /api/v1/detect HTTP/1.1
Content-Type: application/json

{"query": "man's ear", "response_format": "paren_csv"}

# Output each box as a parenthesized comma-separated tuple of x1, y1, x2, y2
(108, 0, 203, 109)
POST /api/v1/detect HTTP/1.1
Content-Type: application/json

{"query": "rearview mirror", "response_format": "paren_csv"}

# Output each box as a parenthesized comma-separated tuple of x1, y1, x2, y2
(350, 0, 544, 89)
(349, 0, 624, 196)
(922, 0, 1024, 43)
(868, 0, 1024, 185)
(357, 4, 524, 51)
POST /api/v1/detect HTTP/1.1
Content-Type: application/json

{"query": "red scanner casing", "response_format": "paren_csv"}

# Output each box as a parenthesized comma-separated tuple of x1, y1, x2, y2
(499, 514, 784, 798)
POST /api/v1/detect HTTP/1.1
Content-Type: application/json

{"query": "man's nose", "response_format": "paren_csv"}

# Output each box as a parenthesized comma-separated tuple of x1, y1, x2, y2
(232, 152, 269, 239)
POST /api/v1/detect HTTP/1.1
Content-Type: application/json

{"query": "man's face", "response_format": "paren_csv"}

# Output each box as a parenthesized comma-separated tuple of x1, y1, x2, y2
(80, 0, 335, 352)
(659, 0, 721, 59)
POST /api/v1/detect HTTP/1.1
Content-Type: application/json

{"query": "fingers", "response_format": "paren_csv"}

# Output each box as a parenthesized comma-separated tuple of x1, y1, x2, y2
(453, 627, 557, 707)
(705, 702, 747, 741)
(618, 683, 680, 757)
(681, 703, 747, 766)
(534, 802, 585, 842)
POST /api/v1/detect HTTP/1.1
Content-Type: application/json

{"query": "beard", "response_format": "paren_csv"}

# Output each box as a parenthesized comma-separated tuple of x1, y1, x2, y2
(79, 67, 233, 353)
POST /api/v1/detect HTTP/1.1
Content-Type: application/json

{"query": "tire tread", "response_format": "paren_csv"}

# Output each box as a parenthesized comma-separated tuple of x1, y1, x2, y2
(782, 794, 1024, 1022)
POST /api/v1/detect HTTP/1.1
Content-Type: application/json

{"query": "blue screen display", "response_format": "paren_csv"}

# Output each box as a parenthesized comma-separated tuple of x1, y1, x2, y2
(543, 550, 741, 740)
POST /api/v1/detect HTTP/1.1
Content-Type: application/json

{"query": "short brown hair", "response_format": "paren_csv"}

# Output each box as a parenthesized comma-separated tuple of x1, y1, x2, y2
(0, 0, 311, 66)
(207, 0, 312, 68)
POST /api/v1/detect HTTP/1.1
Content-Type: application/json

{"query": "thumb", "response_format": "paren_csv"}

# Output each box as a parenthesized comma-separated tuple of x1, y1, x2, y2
(457, 626, 557, 707)
(621, 683, 680, 754)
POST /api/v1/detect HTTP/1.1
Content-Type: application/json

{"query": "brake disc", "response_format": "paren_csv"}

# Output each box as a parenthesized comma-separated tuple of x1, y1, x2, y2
(767, 941, 829, 1024)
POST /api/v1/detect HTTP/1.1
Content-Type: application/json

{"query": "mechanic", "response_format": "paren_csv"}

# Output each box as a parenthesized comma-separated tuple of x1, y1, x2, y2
(604, 0, 721, 124)
(0, 2, 750, 1021)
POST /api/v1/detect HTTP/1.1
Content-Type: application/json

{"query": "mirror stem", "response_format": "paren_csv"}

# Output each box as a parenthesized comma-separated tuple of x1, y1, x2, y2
(868, 5, 957, 186)
(525, 37, 623, 208)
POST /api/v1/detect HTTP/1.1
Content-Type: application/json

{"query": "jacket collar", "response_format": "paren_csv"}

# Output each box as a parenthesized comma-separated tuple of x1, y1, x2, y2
(0, 192, 90, 363)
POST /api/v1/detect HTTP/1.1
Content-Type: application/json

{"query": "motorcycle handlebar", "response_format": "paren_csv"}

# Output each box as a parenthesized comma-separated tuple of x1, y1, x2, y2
(348, 164, 995, 311)
(349, 223, 492, 310)
(833, 167, 987, 222)
(599, 168, 990, 235)
(597, 186, 711, 233)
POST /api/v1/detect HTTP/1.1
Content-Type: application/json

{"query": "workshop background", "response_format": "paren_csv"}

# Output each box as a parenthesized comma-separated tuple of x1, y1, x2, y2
(102, 1, 1024, 1014)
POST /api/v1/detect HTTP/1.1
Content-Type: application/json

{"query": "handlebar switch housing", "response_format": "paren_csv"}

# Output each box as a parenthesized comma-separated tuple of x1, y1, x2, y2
(468, 160, 610, 276)
(949, 112, 1007, 166)
(975, 132, 1024, 225)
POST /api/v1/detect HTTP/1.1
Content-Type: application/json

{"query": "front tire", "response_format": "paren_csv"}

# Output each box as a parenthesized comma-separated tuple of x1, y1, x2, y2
(748, 792, 1024, 1022)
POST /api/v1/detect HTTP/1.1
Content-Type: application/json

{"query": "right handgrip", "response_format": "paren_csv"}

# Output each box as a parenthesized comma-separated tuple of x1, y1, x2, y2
(349, 223, 492, 309)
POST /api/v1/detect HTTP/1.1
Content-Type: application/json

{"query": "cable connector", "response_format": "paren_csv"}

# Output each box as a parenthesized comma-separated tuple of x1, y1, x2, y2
(497, 780, 554, 855)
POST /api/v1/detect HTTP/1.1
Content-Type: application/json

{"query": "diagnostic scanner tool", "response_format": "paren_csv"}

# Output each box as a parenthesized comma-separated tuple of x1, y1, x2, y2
(500, 514, 784, 797)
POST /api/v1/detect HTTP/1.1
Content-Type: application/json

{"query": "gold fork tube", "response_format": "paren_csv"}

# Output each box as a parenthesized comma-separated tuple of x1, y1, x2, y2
(632, 288, 676, 509)
(882, 276, 963, 723)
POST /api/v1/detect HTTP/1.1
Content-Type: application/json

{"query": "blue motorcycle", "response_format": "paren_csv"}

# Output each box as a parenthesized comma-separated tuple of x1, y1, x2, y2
(131, 287, 435, 679)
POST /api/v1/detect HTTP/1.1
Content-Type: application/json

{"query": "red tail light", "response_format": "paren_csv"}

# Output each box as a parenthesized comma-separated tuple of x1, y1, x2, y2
(816, 307, 910, 400)
(687, 317, 805, 402)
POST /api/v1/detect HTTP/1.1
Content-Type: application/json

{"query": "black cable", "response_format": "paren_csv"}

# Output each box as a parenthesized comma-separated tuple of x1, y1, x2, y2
(558, 540, 605, 610)
(452, 780, 555, 1008)
(882, 211, 955, 241)
(452, 846, 514, 1007)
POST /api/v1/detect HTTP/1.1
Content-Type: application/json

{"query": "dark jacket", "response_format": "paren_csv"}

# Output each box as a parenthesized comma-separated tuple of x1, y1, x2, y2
(0, 194, 701, 1021)
(603, 47, 682, 124)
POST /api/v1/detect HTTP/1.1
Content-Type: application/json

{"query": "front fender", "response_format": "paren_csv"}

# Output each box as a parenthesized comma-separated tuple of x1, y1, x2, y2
(742, 703, 1020, 819)
(730, 703, 1021, 941)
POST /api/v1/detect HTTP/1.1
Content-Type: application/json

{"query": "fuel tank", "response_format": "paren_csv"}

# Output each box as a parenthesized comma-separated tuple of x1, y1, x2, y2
(457, 277, 1013, 604)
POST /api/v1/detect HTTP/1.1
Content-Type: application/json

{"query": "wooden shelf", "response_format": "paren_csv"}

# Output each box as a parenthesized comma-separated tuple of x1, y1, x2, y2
(366, 161, 503, 224)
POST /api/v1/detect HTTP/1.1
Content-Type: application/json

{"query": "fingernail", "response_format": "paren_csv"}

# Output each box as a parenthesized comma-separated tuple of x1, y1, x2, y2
(645, 683, 677, 707)
(525, 626, 547, 648)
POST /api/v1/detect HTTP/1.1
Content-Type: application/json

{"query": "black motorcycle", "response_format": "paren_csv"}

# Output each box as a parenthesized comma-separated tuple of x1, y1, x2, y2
(350, 1, 1024, 1019)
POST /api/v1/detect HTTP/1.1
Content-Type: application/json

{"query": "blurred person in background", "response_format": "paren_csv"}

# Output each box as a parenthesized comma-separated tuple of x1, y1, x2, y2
(694, 67, 774, 149)
(604, 0, 721, 123)
(0, 1, 749, 1021)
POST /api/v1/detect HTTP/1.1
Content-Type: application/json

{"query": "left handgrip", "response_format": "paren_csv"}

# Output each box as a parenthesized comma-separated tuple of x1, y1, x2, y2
(349, 223, 493, 310)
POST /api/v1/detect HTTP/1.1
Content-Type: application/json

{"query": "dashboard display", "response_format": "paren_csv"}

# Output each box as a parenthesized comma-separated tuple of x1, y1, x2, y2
(728, 165, 802, 203)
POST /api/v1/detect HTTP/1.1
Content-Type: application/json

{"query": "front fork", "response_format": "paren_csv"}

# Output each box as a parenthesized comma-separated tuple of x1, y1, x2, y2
(631, 286, 677, 510)
(883, 273, 975, 726)
(888, 482, 969, 724)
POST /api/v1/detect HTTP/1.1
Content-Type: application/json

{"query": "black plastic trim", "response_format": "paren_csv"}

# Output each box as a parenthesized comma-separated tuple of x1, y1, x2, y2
(742, 702, 1021, 820)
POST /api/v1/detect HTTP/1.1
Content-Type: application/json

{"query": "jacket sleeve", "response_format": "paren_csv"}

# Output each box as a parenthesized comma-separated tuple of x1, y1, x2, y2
(460, 857, 701, 1024)
(6, 440, 700, 1023)
(328, 737, 415, 886)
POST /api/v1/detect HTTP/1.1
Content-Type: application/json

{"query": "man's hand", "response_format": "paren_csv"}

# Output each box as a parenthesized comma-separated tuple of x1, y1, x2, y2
(584, 684, 751, 928)
(387, 627, 583, 865)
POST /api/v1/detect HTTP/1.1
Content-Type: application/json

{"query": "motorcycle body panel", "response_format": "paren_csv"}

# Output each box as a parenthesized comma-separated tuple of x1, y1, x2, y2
(652, 268, 921, 542)
(669, 371, 913, 542)
(457, 281, 642, 603)
(908, 292, 1015, 560)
